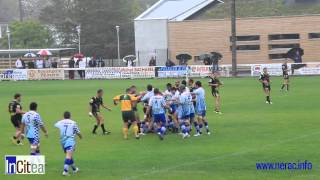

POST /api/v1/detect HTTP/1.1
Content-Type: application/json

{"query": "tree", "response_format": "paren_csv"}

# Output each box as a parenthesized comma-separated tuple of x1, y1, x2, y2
(0, 21, 54, 49)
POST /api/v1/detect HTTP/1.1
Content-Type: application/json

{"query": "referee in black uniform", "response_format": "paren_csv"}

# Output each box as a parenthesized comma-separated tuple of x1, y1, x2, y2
(8, 93, 25, 145)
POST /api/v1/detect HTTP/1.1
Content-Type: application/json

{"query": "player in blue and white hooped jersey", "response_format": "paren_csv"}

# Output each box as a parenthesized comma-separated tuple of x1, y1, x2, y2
(147, 88, 170, 140)
(55, 111, 82, 176)
(21, 102, 48, 155)
(177, 85, 192, 139)
(192, 81, 211, 136)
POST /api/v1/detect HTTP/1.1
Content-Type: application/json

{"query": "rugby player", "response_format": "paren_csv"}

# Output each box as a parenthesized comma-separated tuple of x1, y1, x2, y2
(8, 93, 25, 145)
(147, 88, 170, 140)
(281, 60, 290, 91)
(21, 102, 48, 155)
(178, 85, 192, 139)
(209, 73, 223, 114)
(89, 89, 112, 135)
(113, 88, 140, 140)
(259, 68, 273, 104)
(55, 111, 82, 176)
(192, 81, 211, 136)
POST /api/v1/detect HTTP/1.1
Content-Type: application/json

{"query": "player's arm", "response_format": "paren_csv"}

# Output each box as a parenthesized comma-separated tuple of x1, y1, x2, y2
(88, 98, 94, 116)
(39, 115, 48, 137)
(15, 105, 25, 114)
(74, 124, 82, 139)
(101, 103, 112, 111)
(146, 98, 152, 115)
(113, 95, 120, 106)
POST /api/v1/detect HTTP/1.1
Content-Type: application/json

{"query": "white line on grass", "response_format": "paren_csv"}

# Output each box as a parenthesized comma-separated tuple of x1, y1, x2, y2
(125, 131, 320, 180)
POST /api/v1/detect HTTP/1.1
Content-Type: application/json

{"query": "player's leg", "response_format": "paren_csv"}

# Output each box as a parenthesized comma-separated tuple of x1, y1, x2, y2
(122, 113, 129, 139)
(63, 147, 78, 176)
(202, 112, 211, 135)
(130, 112, 139, 139)
(215, 94, 221, 114)
(285, 78, 289, 91)
(98, 114, 109, 135)
(193, 114, 201, 136)
(92, 113, 100, 134)
(182, 119, 191, 139)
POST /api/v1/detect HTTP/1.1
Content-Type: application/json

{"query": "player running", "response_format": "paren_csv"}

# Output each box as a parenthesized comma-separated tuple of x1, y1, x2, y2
(113, 88, 140, 140)
(21, 102, 48, 155)
(89, 89, 112, 135)
(147, 88, 170, 140)
(192, 81, 211, 136)
(259, 68, 272, 104)
(209, 73, 223, 114)
(281, 60, 290, 92)
(55, 111, 82, 176)
(8, 93, 25, 145)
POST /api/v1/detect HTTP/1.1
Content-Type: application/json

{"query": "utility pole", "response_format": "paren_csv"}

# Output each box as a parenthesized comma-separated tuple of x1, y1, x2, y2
(116, 26, 120, 61)
(230, 0, 237, 77)
(18, 0, 24, 22)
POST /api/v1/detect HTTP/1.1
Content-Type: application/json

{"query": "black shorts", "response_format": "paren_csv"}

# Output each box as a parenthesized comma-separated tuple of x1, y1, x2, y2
(262, 84, 271, 91)
(212, 89, 219, 97)
(132, 107, 138, 112)
(92, 111, 100, 118)
(122, 111, 135, 123)
(283, 74, 289, 79)
(11, 115, 21, 128)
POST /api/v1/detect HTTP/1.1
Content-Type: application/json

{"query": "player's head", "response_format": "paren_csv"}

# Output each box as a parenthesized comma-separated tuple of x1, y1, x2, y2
(154, 88, 160, 95)
(29, 102, 37, 111)
(171, 87, 177, 93)
(147, 84, 153, 92)
(166, 83, 172, 90)
(64, 111, 71, 119)
(14, 93, 22, 102)
(181, 80, 187, 86)
(263, 67, 268, 73)
(195, 81, 202, 88)
(179, 85, 186, 92)
(175, 80, 180, 87)
(97, 89, 104, 97)
(130, 85, 137, 94)
(126, 88, 131, 94)
(188, 79, 194, 86)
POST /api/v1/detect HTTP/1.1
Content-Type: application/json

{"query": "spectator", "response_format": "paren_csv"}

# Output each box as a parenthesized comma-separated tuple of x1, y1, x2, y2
(27, 60, 35, 69)
(149, 57, 156, 66)
(68, 57, 75, 80)
(21, 59, 26, 69)
(51, 58, 58, 68)
(15, 58, 23, 69)
(89, 58, 97, 67)
(77, 58, 86, 79)
(165, 59, 175, 67)
(45, 58, 52, 68)
(36, 59, 44, 69)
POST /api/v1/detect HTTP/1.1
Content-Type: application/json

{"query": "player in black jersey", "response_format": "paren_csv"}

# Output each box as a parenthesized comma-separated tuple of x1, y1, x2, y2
(209, 73, 223, 114)
(8, 93, 25, 145)
(281, 60, 290, 91)
(89, 89, 112, 135)
(259, 68, 272, 104)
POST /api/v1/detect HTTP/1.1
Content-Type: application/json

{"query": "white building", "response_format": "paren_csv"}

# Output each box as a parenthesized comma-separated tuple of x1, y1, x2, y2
(134, 0, 223, 66)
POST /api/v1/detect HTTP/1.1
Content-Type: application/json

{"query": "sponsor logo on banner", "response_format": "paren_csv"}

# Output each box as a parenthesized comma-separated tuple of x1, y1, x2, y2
(27, 69, 64, 80)
(85, 67, 155, 79)
(5, 155, 45, 175)
(0, 69, 28, 81)
(251, 63, 320, 76)
(156, 66, 190, 78)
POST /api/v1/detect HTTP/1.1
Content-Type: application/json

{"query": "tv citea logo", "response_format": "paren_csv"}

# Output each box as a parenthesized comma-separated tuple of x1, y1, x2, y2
(5, 155, 45, 175)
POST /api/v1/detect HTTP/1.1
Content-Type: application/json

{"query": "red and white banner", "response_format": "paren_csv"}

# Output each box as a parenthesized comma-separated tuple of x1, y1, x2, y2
(85, 66, 155, 79)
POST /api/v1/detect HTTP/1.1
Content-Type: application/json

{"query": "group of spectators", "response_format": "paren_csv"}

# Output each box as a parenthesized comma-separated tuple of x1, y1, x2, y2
(15, 58, 58, 69)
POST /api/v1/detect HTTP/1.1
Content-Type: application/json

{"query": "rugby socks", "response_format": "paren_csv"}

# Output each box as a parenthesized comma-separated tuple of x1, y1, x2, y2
(101, 124, 106, 132)
(287, 85, 289, 91)
(64, 159, 72, 173)
(36, 149, 40, 155)
(133, 125, 139, 137)
(157, 126, 166, 135)
(123, 128, 128, 139)
(199, 124, 203, 133)
(204, 122, 210, 133)
(194, 122, 200, 133)
(281, 84, 285, 90)
(266, 96, 270, 103)
(70, 159, 77, 171)
(92, 125, 98, 134)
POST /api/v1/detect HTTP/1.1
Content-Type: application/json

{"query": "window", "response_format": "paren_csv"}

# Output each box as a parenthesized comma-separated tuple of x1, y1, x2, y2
(269, 44, 300, 50)
(230, 45, 260, 51)
(230, 35, 260, 42)
(269, 54, 287, 60)
(269, 34, 300, 40)
(309, 33, 320, 39)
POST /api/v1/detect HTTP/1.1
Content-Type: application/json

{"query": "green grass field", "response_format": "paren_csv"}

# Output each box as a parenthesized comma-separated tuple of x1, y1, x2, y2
(0, 76, 320, 180)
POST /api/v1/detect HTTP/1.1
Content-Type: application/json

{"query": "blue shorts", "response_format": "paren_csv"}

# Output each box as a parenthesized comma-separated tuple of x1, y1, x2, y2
(196, 110, 206, 117)
(28, 138, 39, 145)
(153, 113, 166, 124)
(190, 113, 195, 119)
(169, 104, 176, 114)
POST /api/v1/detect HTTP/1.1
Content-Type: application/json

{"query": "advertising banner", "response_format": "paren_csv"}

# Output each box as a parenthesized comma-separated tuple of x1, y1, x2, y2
(27, 69, 64, 80)
(0, 69, 28, 81)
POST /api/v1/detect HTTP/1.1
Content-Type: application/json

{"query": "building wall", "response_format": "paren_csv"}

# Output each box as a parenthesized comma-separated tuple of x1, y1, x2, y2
(134, 19, 169, 66)
(168, 15, 320, 64)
